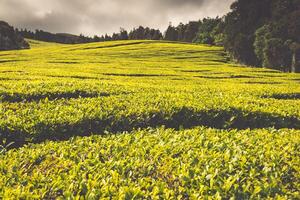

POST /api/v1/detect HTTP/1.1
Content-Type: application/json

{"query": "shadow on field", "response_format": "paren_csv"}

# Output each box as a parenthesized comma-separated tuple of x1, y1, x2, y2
(45, 75, 107, 80)
(180, 70, 212, 73)
(48, 61, 80, 64)
(262, 93, 300, 100)
(0, 77, 30, 81)
(251, 69, 282, 73)
(102, 73, 177, 77)
(0, 70, 25, 73)
(195, 75, 260, 79)
(0, 60, 28, 63)
(82, 41, 147, 50)
(244, 81, 282, 85)
(174, 56, 203, 60)
(0, 91, 110, 103)
(1, 107, 299, 149)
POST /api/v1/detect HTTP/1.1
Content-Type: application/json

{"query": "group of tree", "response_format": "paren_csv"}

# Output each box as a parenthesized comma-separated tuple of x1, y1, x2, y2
(17, 29, 97, 44)
(194, 18, 225, 46)
(15, 19, 226, 48)
(17, 20, 219, 45)
(223, 0, 300, 72)
(165, 21, 200, 42)
(129, 26, 163, 40)
(0, 21, 29, 50)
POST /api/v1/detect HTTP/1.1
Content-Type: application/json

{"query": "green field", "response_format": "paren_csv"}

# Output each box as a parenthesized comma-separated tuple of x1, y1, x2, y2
(0, 40, 299, 199)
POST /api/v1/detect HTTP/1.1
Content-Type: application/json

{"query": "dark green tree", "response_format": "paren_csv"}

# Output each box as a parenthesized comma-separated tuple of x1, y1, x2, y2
(183, 21, 200, 42)
(194, 17, 222, 45)
(119, 28, 129, 40)
(223, 0, 271, 65)
(164, 25, 178, 41)
(263, 38, 291, 71)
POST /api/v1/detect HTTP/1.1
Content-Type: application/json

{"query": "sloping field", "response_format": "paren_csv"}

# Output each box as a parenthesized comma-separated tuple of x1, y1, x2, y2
(0, 40, 299, 198)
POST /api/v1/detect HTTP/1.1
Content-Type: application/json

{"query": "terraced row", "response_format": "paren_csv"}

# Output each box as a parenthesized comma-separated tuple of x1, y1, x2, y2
(1, 88, 299, 148)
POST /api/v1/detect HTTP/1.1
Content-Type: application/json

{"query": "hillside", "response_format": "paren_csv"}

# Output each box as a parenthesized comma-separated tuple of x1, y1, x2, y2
(0, 40, 299, 199)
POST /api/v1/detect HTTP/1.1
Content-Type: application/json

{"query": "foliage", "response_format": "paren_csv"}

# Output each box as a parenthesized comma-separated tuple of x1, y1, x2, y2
(129, 26, 162, 40)
(194, 17, 224, 46)
(224, 0, 300, 72)
(18, 29, 96, 44)
(0, 21, 29, 50)
(263, 38, 291, 71)
(164, 25, 179, 41)
(18, 26, 163, 44)
(254, 25, 271, 65)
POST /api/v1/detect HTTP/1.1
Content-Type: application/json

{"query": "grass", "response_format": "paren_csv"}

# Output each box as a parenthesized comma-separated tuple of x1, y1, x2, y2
(0, 39, 299, 198)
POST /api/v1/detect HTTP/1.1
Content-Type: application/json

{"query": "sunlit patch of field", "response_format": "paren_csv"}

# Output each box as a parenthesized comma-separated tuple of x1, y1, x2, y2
(0, 40, 299, 198)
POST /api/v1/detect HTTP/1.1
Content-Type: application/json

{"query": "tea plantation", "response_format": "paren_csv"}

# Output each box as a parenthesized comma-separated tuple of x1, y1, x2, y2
(0, 40, 299, 199)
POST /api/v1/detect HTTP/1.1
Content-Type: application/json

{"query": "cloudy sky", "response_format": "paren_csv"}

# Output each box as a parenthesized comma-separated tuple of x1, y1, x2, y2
(0, 0, 234, 36)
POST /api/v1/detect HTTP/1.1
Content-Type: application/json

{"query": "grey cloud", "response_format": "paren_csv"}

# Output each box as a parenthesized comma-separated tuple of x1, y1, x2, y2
(0, 0, 235, 36)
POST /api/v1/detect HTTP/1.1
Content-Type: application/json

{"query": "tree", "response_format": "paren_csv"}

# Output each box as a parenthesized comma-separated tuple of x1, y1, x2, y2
(128, 26, 162, 40)
(119, 28, 128, 40)
(287, 41, 300, 73)
(223, 0, 271, 65)
(111, 33, 120, 40)
(93, 35, 101, 42)
(104, 34, 112, 41)
(222, 0, 300, 71)
(183, 21, 200, 42)
(164, 25, 178, 41)
(176, 23, 186, 41)
(254, 25, 271, 65)
(263, 38, 291, 71)
(129, 26, 146, 40)
(150, 29, 163, 40)
(194, 18, 222, 45)
(286, 10, 300, 43)
(0, 21, 29, 50)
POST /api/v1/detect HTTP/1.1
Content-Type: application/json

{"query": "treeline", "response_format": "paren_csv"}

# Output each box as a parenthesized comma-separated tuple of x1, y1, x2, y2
(16, 27, 163, 44)
(164, 18, 223, 45)
(17, 29, 98, 44)
(17, 21, 212, 45)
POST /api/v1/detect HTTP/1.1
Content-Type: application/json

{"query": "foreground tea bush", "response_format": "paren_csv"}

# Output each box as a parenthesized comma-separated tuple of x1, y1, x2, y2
(0, 127, 299, 199)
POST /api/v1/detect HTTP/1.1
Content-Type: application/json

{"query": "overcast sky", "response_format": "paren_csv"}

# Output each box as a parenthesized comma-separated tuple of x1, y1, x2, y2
(0, 0, 234, 36)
